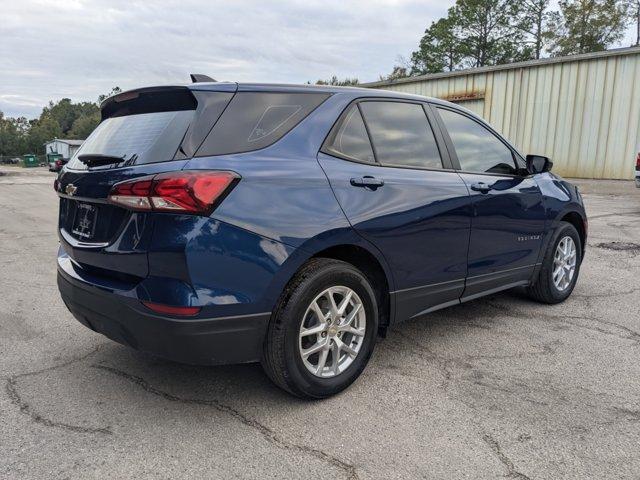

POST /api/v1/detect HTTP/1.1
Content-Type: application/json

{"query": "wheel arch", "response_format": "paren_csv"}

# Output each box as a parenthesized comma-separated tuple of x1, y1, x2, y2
(559, 210, 586, 253)
(310, 244, 392, 328)
(550, 204, 589, 257)
(264, 233, 395, 328)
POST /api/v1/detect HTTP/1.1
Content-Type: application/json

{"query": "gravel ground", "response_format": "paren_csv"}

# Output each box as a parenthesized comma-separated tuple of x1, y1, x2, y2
(1, 168, 639, 479)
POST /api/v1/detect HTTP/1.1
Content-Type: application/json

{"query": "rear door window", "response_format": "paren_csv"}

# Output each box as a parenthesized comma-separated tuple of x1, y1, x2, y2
(197, 92, 330, 156)
(66, 110, 193, 170)
(322, 105, 375, 163)
(359, 101, 443, 169)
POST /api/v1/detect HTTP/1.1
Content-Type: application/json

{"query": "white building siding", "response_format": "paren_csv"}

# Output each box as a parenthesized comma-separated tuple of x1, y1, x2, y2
(44, 139, 84, 159)
(366, 48, 640, 180)
(45, 140, 70, 158)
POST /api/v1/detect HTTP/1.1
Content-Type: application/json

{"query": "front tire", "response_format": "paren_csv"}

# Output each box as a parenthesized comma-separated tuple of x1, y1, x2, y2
(261, 258, 378, 398)
(527, 222, 582, 304)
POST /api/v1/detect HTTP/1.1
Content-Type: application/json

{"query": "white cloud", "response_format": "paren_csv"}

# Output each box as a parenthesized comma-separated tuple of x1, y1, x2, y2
(0, 0, 448, 117)
(1, 0, 635, 118)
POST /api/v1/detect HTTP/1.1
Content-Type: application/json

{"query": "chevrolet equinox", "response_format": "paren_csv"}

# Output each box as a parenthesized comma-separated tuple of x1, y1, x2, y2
(56, 80, 587, 398)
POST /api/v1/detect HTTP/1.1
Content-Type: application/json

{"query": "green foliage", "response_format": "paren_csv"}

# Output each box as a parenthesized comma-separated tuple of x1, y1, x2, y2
(454, 0, 533, 67)
(411, 0, 537, 76)
(68, 111, 102, 139)
(25, 115, 62, 155)
(408, 0, 630, 78)
(547, 0, 629, 55)
(315, 76, 360, 86)
(0, 87, 119, 157)
(515, 0, 554, 59)
(0, 112, 26, 156)
(379, 66, 409, 82)
(411, 16, 464, 74)
(41, 98, 96, 135)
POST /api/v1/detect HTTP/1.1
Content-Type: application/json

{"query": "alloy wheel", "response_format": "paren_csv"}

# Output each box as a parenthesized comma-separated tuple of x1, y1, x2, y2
(298, 286, 366, 378)
(553, 236, 577, 291)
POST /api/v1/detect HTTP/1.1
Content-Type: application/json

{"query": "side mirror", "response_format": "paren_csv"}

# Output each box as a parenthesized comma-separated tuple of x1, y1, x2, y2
(526, 154, 553, 174)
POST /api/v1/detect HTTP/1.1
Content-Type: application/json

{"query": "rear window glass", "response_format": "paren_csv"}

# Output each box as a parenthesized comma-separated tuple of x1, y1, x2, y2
(66, 110, 193, 170)
(196, 92, 330, 156)
(323, 105, 375, 163)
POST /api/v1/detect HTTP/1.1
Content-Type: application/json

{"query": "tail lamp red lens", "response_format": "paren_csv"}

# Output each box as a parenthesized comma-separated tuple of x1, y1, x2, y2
(108, 170, 239, 215)
(141, 301, 201, 316)
(636, 152, 640, 170)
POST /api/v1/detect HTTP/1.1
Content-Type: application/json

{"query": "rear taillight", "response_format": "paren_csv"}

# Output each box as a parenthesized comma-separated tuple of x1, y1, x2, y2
(636, 152, 640, 170)
(55, 160, 63, 167)
(108, 170, 239, 215)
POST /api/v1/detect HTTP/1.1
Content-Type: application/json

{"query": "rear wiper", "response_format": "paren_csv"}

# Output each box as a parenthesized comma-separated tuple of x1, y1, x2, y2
(77, 154, 126, 167)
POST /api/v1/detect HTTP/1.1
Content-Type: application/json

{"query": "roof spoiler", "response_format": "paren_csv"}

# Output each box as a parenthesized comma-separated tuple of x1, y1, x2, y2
(190, 74, 216, 83)
(100, 86, 197, 120)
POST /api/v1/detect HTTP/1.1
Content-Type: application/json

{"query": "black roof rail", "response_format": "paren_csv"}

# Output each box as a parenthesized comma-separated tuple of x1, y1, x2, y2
(190, 74, 216, 83)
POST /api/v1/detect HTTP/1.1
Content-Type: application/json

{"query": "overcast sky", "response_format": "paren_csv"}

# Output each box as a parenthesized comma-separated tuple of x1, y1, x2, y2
(1, 0, 636, 119)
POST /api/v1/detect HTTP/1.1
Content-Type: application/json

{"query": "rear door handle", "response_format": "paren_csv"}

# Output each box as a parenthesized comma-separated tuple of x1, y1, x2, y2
(350, 176, 384, 188)
(470, 182, 492, 193)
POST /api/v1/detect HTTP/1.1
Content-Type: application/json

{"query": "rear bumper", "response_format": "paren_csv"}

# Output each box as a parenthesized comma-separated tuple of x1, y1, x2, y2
(635, 172, 640, 188)
(57, 268, 271, 365)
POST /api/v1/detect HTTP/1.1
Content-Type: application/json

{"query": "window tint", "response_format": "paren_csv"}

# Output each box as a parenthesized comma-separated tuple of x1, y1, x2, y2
(67, 110, 193, 170)
(323, 105, 375, 163)
(197, 92, 330, 156)
(438, 108, 517, 175)
(359, 101, 442, 169)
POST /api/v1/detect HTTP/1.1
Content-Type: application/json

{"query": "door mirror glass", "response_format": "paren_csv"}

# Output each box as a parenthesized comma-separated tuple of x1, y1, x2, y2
(526, 155, 553, 174)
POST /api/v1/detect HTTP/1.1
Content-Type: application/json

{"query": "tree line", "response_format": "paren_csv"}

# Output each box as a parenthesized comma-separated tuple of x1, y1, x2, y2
(2, 0, 639, 157)
(406, 0, 636, 77)
(0, 88, 120, 158)
(314, 0, 639, 84)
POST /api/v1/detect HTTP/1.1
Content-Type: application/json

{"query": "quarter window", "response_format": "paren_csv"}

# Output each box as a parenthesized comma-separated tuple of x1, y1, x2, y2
(197, 92, 330, 156)
(359, 101, 442, 169)
(323, 105, 375, 163)
(438, 108, 518, 175)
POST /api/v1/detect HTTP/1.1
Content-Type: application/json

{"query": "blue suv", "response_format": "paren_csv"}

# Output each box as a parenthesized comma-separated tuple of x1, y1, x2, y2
(56, 80, 587, 398)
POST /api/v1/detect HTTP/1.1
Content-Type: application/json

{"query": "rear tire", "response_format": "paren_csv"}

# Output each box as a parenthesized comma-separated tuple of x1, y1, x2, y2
(261, 258, 378, 398)
(527, 222, 582, 304)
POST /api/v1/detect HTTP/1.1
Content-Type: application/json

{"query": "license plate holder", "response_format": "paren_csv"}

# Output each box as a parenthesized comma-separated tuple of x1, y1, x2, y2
(72, 203, 98, 240)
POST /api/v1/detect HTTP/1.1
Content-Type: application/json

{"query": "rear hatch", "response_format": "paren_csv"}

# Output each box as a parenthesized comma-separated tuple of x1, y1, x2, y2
(57, 84, 236, 281)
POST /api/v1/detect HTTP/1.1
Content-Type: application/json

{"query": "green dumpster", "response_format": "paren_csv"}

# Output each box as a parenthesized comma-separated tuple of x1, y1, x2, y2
(23, 154, 38, 168)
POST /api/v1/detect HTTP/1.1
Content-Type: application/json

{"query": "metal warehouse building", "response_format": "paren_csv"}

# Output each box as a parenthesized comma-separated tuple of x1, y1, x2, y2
(365, 46, 640, 180)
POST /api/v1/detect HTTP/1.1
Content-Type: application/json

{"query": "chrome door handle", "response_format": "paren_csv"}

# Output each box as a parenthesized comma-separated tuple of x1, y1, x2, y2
(470, 182, 492, 193)
(350, 176, 384, 188)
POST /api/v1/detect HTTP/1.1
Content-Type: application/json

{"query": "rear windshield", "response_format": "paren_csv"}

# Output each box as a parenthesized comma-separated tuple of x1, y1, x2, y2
(66, 110, 193, 170)
(196, 92, 330, 156)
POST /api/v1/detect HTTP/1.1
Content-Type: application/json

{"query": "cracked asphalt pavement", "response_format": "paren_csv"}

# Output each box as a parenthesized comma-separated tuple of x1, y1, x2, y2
(2, 168, 640, 479)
